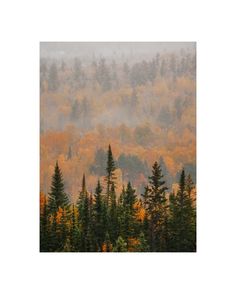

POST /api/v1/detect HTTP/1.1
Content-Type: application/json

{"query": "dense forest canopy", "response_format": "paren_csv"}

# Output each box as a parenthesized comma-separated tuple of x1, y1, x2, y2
(40, 42, 196, 201)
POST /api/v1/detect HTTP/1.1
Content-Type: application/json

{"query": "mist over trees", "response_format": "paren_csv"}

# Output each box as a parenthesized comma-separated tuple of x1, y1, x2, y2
(40, 42, 196, 215)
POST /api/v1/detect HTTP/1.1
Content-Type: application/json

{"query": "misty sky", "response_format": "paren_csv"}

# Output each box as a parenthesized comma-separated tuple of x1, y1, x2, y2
(40, 42, 195, 60)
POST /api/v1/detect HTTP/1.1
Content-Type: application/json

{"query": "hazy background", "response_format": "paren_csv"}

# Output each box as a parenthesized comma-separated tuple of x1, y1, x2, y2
(40, 42, 196, 200)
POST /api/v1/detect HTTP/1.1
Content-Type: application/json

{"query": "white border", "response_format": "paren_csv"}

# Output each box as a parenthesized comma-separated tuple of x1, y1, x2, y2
(1, 1, 236, 293)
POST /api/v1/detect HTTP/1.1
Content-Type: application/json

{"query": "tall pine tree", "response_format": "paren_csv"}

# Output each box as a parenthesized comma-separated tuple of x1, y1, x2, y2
(168, 169, 196, 252)
(48, 161, 69, 213)
(143, 161, 168, 251)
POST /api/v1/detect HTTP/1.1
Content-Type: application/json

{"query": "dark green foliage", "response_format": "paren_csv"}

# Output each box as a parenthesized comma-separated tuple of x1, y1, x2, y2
(70, 204, 80, 251)
(118, 182, 140, 248)
(48, 161, 69, 213)
(134, 232, 149, 252)
(143, 161, 168, 251)
(93, 180, 105, 251)
(113, 236, 128, 252)
(105, 145, 117, 205)
(168, 169, 196, 252)
(159, 156, 173, 190)
(40, 198, 49, 252)
(77, 174, 91, 252)
(176, 163, 196, 184)
(108, 183, 118, 244)
(40, 153, 196, 252)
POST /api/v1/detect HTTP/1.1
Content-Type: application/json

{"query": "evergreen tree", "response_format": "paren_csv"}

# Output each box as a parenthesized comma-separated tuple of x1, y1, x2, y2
(143, 161, 168, 251)
(93, 180, 105, 251)
(70, 204, 80, 251)
(113, 236, 128, 252)
(49, 212, 58, 252)
(57, 208, 68, 251)
(168, 169, 196, 251)
(77, 174, 90, 251)
(134, 232, 150, 252)
(186, 173, 195, 198)
(105, 145, 117, 205)
(48, 161, 69, 214)
(40, 197, 49, 252)
(109, 182, 118, 244)
(121, 182, 139, 247)
(104, 232, 112, 252)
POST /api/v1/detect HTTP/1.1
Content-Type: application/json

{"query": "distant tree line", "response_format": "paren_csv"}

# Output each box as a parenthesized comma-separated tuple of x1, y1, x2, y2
(40, 145, 196, 252)
(40, 51, 195, 93)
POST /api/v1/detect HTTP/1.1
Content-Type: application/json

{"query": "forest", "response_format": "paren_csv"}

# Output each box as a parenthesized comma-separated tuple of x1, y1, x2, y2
(40, 43, 196, 252)
(40, 144, 196, 252)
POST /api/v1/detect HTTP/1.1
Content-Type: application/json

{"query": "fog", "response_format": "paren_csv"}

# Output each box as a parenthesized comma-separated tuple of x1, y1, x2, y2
(40, 42, 195, 61)
(40, 42, 196, 195)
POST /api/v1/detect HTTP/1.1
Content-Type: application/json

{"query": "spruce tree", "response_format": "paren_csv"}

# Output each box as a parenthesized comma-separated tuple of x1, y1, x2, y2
(169, 169, 196, 251)
(40, 197, 49, 252)
(48, 161, 69, 213)
(122, 182, 138, 247)
(70, 204, 80, 252)
(109, 182, 118, 244)
(143, 161, 168, 251)
(93, 180, 104, 251)
(77, 174, 90, 251)
(105, 144, 117, 205)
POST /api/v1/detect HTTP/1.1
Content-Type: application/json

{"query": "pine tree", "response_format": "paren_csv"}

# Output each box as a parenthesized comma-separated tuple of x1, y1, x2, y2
(48, 161, 69, 214)
(49, 212, 58, 252)
(122, 182, 138, 247)
(169, 169, 196, 251)
(143, 161, 168, 251)
(40, 197, 49, 252)
(70, 204, 80, 251)
(77, 174, 90, 251)
(105, 144, 117, 205)
(104, 232, 112, 252)
(93, 180, 104, 251)
(109, 182, 118, 243)
(57, 208, 68, 251)
(134, 232, 150, 252)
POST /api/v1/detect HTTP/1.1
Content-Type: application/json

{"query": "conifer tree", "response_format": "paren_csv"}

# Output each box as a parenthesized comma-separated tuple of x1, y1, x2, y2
(113, 236, 128, 252)
(48, 161, 69, 213)
(93, 180, 104, 251)
(105, 145, 117, 205)
(109, 182, 118, 243)
(57, 208, 68, 251)
(104, 232, 112, 252)
(134, 232, 150, 252)
(70, 204, 80, 251)
(40, 197, 49, 252)
(122, 182, 138, 246)
(143, 161, 168, 251)
(49, 212, 58, 252)
(169, 169, 196, 252)
(77, 174, 90, 251)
